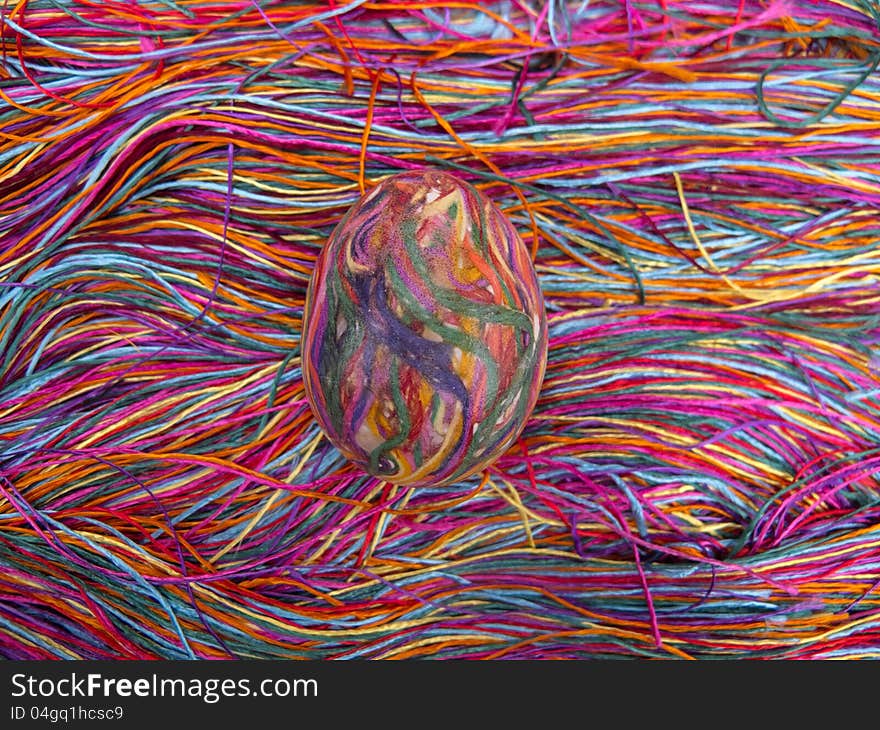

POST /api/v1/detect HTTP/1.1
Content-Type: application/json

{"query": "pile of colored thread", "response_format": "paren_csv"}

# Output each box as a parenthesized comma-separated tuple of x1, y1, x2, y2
(1, 0, 879, 658)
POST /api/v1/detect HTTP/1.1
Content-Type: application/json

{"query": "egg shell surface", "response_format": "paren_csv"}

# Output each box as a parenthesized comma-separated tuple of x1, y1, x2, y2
(302, 170, 548, 487)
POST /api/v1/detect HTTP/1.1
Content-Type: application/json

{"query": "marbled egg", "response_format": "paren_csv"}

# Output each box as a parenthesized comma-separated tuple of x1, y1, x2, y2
(302, 170, 548, 487)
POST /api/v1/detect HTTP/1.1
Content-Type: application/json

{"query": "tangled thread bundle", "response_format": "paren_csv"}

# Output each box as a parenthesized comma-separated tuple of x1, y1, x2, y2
(1, 0, 879, 658)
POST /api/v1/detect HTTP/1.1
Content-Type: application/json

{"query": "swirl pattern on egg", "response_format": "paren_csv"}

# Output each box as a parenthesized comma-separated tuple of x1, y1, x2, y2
(302, 170, 548, 487)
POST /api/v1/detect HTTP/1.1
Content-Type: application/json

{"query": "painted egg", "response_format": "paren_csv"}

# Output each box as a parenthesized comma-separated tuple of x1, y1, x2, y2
(302, 170, 548, 487)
